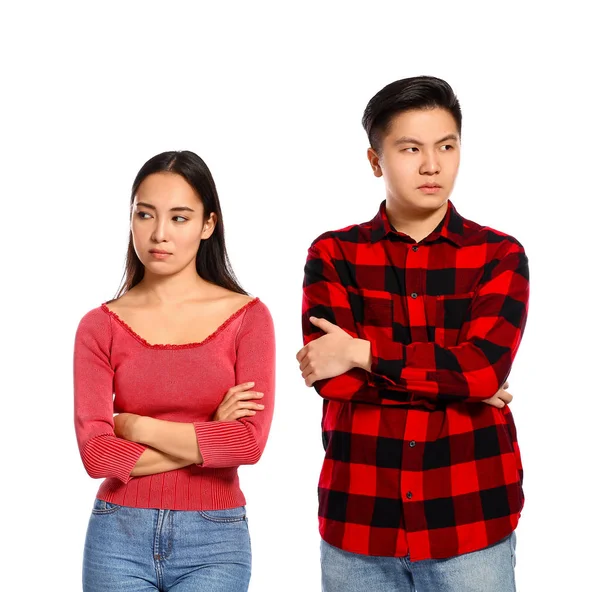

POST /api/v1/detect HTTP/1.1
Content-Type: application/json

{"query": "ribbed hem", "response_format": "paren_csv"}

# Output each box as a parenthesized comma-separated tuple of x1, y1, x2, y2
(82, 433, 146, 484)
(194, 421, 261, 468)
(96, 466, 246, 510)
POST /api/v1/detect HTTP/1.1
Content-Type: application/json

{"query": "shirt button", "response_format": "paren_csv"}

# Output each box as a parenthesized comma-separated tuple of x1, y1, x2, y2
(406, 492, 413, 500)
(409, 440, 416, 448)
(412, 245, 419, 252)
(410, 292, 418, 299)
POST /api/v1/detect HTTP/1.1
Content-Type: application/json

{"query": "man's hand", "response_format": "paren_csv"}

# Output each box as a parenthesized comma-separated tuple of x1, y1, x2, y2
(297, 317, 363, 386)
(482, 381, 513, 408)
(114, 412, 144, 442)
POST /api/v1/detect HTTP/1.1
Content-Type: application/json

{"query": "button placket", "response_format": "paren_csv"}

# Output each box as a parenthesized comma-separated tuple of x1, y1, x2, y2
(405, 242, 428, 342)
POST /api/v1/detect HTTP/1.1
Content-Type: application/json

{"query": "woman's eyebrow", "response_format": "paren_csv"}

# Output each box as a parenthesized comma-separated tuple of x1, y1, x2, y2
(135, 202, 195, 212)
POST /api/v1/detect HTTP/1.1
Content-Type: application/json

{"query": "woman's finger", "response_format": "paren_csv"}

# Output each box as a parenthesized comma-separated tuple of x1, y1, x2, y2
(232, 391, 264, 401)
(222, 382, 256, 403)
(232, 401, 265, 411)
(231, 409, 257, 420)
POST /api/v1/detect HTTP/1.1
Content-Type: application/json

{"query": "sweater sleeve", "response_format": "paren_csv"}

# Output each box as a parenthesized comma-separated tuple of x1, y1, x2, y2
(193, 300, 276, 469)
(73, 309, 146, 483)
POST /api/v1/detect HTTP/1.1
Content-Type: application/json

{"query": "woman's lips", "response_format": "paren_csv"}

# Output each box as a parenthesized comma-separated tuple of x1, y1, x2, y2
(149, 251, 171, 259)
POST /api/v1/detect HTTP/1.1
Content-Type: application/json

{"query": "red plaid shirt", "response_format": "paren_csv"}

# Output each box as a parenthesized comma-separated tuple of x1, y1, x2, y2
(302, 200, 529, 560)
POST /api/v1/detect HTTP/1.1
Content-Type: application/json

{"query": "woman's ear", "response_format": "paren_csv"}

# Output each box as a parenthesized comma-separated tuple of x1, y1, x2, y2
(201, 212, 218, 240)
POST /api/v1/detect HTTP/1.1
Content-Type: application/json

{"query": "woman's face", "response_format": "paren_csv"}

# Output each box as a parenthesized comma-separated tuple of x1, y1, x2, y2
(131, 172, 216, 276)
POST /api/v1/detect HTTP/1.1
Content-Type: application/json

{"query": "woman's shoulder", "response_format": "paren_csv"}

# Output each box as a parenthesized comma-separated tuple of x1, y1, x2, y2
(235, 294, 273, 332)
(74, 303, 113, 344)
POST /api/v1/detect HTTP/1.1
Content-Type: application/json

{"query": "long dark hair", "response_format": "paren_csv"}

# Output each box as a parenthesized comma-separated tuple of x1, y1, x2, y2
(114, 150, 247, 299)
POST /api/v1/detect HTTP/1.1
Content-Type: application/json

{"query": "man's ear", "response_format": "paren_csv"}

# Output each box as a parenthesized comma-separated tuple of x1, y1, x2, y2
(367, 147, 383, 178)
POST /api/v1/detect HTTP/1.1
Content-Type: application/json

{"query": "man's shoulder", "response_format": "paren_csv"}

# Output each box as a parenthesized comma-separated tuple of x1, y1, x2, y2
(308, 219, 374, 255)
(459, 212, 525, 253)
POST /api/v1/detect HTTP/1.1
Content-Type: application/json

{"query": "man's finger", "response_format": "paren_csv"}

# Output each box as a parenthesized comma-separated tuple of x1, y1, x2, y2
(309, 316, 336, 333)
(299, 356, 311, 372)
(305, 372, 318, 387)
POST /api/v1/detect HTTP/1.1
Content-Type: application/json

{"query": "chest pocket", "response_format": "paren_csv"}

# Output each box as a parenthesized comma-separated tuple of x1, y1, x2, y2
(434, 292, 475, 347)
(350, 288, 394, 343)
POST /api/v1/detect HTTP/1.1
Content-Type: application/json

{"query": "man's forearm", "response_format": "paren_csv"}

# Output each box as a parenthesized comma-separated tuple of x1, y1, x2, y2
(130, 447, 192, 477)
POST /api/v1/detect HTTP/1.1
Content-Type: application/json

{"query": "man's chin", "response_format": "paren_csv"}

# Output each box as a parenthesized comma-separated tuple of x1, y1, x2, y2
(389, 194, 449, 212)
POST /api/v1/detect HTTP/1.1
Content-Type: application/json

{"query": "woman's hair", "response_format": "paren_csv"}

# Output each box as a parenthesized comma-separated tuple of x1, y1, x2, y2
(362, 76, 462, 153)
(114, 150, 247, 299)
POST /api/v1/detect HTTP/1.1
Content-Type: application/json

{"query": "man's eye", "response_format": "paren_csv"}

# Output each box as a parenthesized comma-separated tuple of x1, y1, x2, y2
(441, 145, 453, 151)
(405, 147, 419, 153)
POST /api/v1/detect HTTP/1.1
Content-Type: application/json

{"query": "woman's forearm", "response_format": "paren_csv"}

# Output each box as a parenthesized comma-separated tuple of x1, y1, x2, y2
(130, 446, 192, 477)
(137, 418, 204, 465)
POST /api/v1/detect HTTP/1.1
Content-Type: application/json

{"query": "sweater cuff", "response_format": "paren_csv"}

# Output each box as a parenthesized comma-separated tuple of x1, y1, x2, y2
(194, 421, 261, 469)
(82, 434, 146, 484)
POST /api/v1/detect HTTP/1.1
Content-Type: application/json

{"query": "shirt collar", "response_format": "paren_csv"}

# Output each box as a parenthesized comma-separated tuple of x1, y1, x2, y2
(370, 199, 466, 247)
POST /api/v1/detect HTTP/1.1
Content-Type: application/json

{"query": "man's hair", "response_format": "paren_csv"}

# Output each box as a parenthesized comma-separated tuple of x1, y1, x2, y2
(362, 76, 462, 153)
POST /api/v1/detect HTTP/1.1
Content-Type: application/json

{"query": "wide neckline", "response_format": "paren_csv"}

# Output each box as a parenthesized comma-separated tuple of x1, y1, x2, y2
(100, 297, 259, 350)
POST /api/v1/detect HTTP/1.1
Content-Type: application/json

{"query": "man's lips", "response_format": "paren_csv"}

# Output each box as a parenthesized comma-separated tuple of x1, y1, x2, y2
(418, 184, 442, 194)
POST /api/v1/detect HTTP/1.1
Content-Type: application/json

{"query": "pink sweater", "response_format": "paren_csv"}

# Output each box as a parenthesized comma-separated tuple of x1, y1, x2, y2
(73, 297, 275, 511)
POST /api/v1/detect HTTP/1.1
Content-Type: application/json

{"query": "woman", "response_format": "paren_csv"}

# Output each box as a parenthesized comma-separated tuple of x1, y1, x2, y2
(74, 150, 275, 591)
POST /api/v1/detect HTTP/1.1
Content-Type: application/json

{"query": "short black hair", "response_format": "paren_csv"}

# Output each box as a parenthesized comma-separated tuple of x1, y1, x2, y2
(362, 76, 462, 153)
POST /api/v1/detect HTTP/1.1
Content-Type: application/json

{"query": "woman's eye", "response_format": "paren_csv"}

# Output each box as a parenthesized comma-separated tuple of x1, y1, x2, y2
(136, 211, 151, 219)
(173, 216, 187, 222)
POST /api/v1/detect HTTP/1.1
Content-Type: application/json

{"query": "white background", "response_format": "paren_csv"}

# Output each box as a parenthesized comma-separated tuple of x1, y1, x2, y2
(2, 1, 598, 590)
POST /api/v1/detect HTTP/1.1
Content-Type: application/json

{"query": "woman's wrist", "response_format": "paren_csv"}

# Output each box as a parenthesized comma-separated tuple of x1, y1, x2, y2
(135, 416, 158, 446)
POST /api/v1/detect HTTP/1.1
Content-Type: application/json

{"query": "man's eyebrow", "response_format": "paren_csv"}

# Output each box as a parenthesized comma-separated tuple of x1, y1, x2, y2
(135, 202, 195, 212)
(394, 133, 459, 146)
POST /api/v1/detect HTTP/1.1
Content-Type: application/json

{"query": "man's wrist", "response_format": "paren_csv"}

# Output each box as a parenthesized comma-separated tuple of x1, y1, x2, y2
(350, 338, 372, 371)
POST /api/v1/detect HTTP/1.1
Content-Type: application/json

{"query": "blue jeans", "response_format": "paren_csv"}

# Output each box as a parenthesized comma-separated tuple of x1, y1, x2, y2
(83, 499, 251, 591)
(321, 532, 517, 592)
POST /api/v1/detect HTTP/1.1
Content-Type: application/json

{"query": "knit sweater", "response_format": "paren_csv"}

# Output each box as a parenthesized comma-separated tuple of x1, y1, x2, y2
(73, 297, 275, 510)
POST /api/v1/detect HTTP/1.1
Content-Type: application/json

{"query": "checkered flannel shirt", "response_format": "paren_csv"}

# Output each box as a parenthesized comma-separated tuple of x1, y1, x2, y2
(301, 200, 529, 560)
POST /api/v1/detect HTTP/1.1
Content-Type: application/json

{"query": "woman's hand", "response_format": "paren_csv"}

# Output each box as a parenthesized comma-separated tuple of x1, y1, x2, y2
(482, 381, 513, 408)
(213, 382, 265, 421)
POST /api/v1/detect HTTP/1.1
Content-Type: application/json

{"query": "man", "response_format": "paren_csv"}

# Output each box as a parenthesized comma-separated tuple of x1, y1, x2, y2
(297, 76, 528, 591)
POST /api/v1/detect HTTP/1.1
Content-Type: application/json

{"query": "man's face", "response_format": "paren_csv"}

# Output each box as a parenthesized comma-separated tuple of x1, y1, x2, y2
(367, 107, 461, 213)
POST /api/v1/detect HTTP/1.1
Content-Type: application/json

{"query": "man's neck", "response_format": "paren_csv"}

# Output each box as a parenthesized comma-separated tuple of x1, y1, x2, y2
(385, 199, 449, 243)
